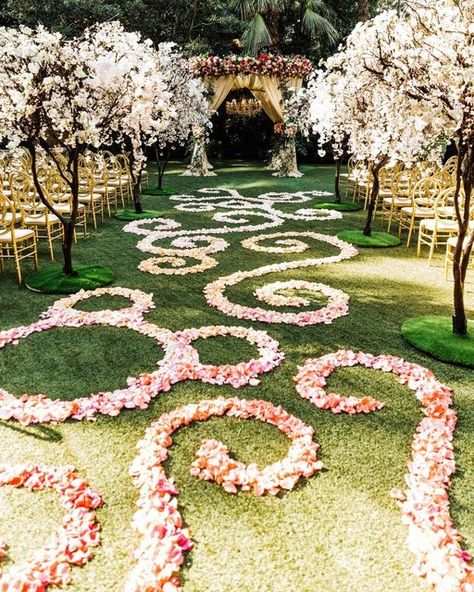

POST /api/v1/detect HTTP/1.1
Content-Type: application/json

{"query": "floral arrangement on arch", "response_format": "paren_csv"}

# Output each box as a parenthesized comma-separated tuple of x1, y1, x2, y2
(190, 54, 313, 79)
(274, 122, 298, 138)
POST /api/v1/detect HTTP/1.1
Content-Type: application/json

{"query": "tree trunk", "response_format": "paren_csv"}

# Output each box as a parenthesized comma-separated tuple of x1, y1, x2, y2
(62, 221, 75, 275)
(127, 150, 144, 213)
(133, 174, 143, 214)
(363, 158, 386, 236)
(335, 159, 342, 204)
(188, 0, 198, 39)
(357, 0, 369, 22)
(155, 145, 170, 190)
(451, 137, 473, 335)
(29, 143, 79, 276)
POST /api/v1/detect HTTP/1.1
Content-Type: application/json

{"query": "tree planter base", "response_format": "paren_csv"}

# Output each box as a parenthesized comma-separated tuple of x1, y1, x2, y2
(402, 316, 474, 368)
(115, 210, 163, 221)
(315, 202, 362, 212)
(337, 230, 401, 247)
(141, 188, 175, 196)
(25, 265, 114, 294)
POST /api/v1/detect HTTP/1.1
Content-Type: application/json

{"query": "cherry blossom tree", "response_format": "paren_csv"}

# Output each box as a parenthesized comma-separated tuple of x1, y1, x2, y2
(152, 43, 209, 193)
(0, 22, 170, 274)
(307, 11, 442, 234)
(308, 1, 473, 334)
(346, 0, 474, 335)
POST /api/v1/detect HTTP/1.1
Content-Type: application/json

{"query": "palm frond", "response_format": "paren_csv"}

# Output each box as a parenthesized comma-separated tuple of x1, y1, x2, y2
(232, 0, 257, 20)
(241, 12, 272, 54)
(301, 8, 339, 45)
(254, 0, 280, 12)
(232, 0, 280, 20)
(306, 0, 335, 20)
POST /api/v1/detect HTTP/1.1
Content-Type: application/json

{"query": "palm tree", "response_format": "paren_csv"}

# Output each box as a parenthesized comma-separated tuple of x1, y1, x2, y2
(233, 0, 338, 55)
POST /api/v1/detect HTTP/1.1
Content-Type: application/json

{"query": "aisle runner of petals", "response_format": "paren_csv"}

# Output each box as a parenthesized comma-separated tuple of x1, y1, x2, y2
(0, 287, 284, 424)
(0, 180, 470, 591)
(294, 350, 474, 591)
(123, 188, 338, 276)
(0, 464, 103, 591)
(0, 287, 471, 591)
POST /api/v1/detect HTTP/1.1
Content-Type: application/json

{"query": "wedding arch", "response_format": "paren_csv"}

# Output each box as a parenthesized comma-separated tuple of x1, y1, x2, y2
(184, 55, 313, 178)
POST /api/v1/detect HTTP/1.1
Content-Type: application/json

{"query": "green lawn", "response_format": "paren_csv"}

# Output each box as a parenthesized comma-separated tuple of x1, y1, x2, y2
(0, 160, 473, 592)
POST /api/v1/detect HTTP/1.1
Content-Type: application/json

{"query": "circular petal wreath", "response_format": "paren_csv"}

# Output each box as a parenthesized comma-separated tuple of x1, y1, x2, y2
(204, 232, 358, 326)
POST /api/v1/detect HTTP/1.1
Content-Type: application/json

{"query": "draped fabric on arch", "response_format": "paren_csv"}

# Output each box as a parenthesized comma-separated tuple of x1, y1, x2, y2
(183, 74, 304, 177)
(207, 74, 303, 122)
(209, 77, 236, 114)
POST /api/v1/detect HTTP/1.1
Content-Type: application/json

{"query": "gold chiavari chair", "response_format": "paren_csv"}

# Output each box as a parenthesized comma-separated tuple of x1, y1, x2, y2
(381, 168, 419, 232)
(103, 153, 130, 208)
(0, 191, 38, 283)
(45, 172, 87, 239)
(78, 168, 104, 229)
(417, 187, 461, 263)
(11, 170, 63, 261)
(445, 234, 474, 281)
(399, 176, 442, 247)
(115, 153, 134, 196)
(370, 163, 402, 217)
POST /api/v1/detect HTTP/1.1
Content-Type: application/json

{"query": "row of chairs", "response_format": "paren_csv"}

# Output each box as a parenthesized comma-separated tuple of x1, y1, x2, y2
(341, 156, 473, 278)
(0, 149, 143, 283)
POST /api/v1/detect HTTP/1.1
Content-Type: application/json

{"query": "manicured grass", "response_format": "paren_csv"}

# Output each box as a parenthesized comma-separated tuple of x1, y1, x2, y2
(402, 315, 474, 368)
(24, 264, 114, 294)
(337, 229, 402, 248)
(115, 209, 164, 221)
(314, 201, 362, 211)
(141, 187, 176, 196)
(0, 160, 473, 592)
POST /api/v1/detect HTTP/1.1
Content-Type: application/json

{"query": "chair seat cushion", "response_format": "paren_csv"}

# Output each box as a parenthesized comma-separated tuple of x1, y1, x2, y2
(91, 186, 109, 195)
(53, 203, 86, 213)
(24, 213, 60, 225)
(415, 198, 433, 206)
(384, 197, 411, 206)
(447, 236, 473, 248)
(0, 228, 35, 242)
(4, 212, 22, 223)
(78, 194, 102, 203)
(420, 219, 459, 231)
(401, 207, 435, 216)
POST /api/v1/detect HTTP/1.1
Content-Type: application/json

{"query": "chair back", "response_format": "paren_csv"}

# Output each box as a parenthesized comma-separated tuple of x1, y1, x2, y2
(46, 172, 71, 206)
(411, 176, 442, 208)
(0, 191, 15, 232)
(10, 170, 44, 218)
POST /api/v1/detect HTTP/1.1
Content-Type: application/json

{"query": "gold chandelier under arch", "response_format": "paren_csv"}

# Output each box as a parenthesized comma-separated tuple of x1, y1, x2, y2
(226, 96, 262, 117)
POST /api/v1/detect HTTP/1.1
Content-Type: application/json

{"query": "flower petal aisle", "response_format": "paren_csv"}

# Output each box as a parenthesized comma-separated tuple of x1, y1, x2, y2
(205, 232, 357, 325)
(0, 287, 284, 424)
(1, 185, 472, 592)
